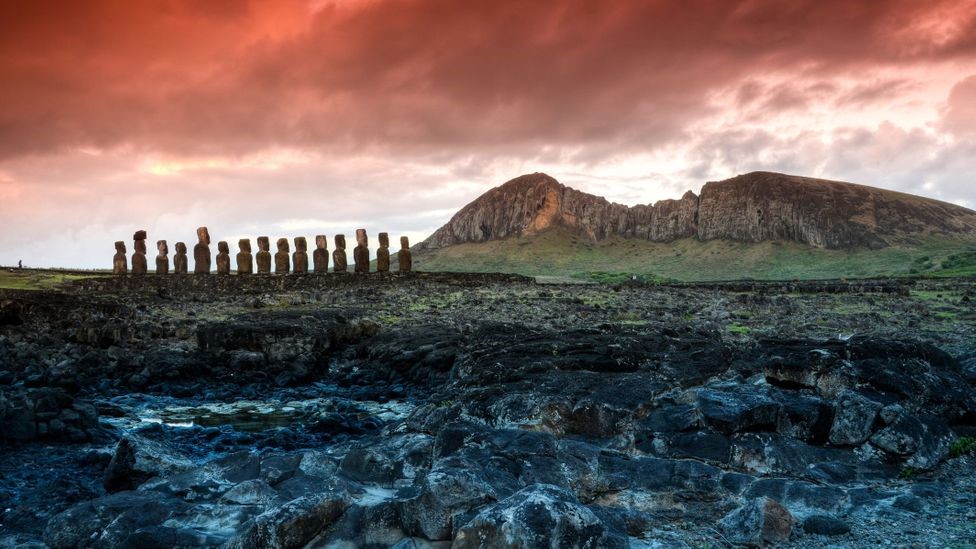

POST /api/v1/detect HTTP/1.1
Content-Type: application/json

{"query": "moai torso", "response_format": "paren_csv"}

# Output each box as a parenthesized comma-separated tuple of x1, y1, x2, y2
(237, 239, 253, 274)
(256, 237, 271, 274)
(275, 238, 290, 273)
(174, 242, 188, 274)
(113, 241, 128, 275)
(131, 230, 148, 275)
(353, 229, 369, 273)
(399, 236, 412, 272)
(293, 237, 309, 273)
(333, 235, 348, 272)
(194, 226, 211, 274)
(376, 232, 390, 272)
(313, 235, 329, 273)
(216, 241, 231, 274)
(156, 240, 169, 274)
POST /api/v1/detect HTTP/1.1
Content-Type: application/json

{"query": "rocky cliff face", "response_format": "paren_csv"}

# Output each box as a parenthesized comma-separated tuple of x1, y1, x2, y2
(418, 172, 976, 250)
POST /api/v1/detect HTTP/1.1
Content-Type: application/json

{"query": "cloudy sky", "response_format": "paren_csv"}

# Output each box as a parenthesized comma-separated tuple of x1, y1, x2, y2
(2, 0, 975, 268)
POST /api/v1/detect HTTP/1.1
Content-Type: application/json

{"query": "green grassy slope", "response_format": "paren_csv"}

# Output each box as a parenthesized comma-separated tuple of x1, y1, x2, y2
(0, 269, 107, 290)
(413, 228, 976, 282)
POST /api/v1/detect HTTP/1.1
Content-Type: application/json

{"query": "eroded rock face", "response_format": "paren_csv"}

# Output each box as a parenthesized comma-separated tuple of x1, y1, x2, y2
(417, 172, 976, 251)
(720, 496, 795, 547)
(0, 387, 98, 442)
(3, 277, 975, 548)
(453, 484, 626, 549)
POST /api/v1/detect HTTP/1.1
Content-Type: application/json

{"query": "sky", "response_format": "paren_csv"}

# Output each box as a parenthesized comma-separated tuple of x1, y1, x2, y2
(1, 0, 976, 268)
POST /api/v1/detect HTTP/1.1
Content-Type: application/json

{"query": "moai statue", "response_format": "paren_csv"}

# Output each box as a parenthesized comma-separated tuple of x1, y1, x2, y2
(399, 236, 413, 272)
(376, 232, 391, 272)
(216, 241, 231, 274)
(112, 241, 128, 275)
(156, 240, 169, 274)
(131, 230, 148, 275)
(237, 239, 253, 274)
(313, 235, 329, 273)
(353, 229, 369, 274)
(194, 226, 211, 274)
(275, 238, 290, 273)
(256, 236, 272, 274)
(333, 234, 348, 272)
(174, 242, 188, 274)
(293, 237, 309, 273)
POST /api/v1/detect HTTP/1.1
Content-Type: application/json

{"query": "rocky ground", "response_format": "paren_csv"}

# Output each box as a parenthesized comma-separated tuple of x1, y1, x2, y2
(1, 272, 975, 548)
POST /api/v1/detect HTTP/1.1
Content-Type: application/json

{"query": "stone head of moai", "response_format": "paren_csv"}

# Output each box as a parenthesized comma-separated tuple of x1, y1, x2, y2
(113, 241, 127, 275)
(237, 238, 254, 275)
(353, 229, 369, 273)
(398, 236, 412, 272)
(256, 236, 272, 274)
(173, 242, 188, 274)
(216, 241, 231, 274)
(155, 240, 169, 274)
(335, 234, 346, 250)
(313, 234, 329, 273)
(293, 236, 309, 273)
(193, 226, 211, 274)
(274, 238, 290, 273)
(376, 232, 391, 272)
(133, 230, 148, 254)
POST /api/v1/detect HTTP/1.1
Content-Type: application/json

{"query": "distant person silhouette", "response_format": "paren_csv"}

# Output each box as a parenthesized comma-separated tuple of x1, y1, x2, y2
(18, 260, 22, 269)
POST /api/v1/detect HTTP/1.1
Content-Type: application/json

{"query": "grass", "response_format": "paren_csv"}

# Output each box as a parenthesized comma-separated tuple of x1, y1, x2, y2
(727, 323, 751, 335)
(0, 269, 106, 290)
(950, 436, 976, 458)
(414, 227, 976, 282)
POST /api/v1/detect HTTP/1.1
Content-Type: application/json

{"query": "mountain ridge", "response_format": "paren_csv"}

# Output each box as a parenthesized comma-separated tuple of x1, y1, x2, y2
(417, 171, 976, 252)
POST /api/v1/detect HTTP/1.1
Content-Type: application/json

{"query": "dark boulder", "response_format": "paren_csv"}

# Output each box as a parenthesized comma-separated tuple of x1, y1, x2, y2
(720, 496, 795, 547)
(452, 484, 627, 549)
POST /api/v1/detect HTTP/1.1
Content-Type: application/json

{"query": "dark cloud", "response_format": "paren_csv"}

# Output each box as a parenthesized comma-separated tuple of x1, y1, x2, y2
(1, 0, 975, 160)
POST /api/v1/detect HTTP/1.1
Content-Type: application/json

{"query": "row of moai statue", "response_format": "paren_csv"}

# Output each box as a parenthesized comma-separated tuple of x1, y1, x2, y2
(113, 227, 412, 275)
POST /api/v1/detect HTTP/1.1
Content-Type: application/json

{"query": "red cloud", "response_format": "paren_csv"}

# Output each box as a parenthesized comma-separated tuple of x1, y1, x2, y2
(0, 0, 975, 161)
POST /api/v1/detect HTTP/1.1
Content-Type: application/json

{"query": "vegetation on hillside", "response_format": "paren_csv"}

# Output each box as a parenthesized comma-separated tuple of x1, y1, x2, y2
(0, 269, 105, 290)
(414, 228, 976, 282)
